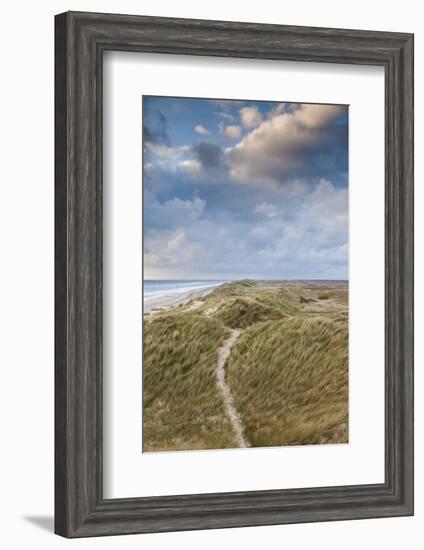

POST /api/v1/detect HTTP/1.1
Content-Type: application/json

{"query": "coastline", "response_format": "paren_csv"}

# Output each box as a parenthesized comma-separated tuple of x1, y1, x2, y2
(143, 286, 218, 315)
(143, 279, 348, 316)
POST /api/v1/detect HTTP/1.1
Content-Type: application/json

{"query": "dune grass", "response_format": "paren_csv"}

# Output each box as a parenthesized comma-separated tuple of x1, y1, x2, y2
(216, 298, 286, 329)
(226, 315, 348, 446)
(143, 312, 236, 451)
(143, 280, 348, 451)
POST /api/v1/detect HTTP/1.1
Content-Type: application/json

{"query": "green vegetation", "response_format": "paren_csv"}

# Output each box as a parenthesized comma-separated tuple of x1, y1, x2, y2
(216, 298, 285, 329)
(143, 313, 236, 451)
(143, 280, 348, 451)
(226, 316, 348, 446)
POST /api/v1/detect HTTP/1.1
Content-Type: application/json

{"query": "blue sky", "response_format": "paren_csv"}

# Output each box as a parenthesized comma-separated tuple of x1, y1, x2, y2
(143, 96, 348, 280)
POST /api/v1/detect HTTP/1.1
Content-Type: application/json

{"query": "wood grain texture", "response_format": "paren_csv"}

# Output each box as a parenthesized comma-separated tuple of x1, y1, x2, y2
(54, 11, 414, 538)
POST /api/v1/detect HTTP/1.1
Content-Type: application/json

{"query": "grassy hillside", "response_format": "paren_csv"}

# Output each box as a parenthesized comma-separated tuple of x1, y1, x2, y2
(226, 315, 348, 447)
(216, 298, 286, 329)
(143, 280, 348, 451)
(143, 312, 236, 451)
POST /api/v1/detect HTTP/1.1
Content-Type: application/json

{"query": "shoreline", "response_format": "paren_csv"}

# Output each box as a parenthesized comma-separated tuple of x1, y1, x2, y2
(143, 286, 218, 315)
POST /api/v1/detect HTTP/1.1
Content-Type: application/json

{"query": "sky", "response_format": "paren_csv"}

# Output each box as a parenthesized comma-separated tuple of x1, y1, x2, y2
(143, 96, 348, 280)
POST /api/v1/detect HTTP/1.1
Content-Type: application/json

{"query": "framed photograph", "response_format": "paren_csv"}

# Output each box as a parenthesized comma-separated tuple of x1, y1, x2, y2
(55, 11, 414, 537)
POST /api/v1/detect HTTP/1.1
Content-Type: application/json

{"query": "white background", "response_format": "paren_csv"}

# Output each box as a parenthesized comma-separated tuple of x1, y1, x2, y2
(104, 52, 385, 498)
(0, 1, 421, 548)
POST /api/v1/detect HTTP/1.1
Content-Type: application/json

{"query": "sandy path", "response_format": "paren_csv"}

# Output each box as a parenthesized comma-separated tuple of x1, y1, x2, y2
(216, 329, 249, 448)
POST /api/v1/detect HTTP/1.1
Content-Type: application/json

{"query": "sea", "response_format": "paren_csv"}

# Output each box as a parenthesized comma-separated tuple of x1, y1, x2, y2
(143, 279, 227, 307)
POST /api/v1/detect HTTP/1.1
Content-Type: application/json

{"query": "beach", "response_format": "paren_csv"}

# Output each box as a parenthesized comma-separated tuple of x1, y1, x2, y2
(143, 280, 227, 314)
(144, 286, 217, 314)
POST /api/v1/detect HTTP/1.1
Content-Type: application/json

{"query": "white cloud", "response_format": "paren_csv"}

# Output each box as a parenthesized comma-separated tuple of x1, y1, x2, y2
(296, 104, 343, 128)
(145, 176, 347, 279)
(227, 103, 345, 183)
(145, 189, 206, 230)
(270, 103, 287, 116)
(216, 111, 236, 121)
(254, 202, 278, 218)
(145, 143, 190, 158)
(166, 230, 187, 252)
(240, 106, 263, 128)
(194, 124, 210, 135)
(144, 99, 348, 280)
(145, 229, 195, 276)
(303, 179, 348, 239)
(179, 158, 202, 174)
(219, 123, 241, 140)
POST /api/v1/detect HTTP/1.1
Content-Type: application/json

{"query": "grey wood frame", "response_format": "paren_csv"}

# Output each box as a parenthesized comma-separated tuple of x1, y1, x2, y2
(55, 11, 414, 538)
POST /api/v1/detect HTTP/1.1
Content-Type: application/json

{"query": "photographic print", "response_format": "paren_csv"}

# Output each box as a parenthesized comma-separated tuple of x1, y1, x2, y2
(143, 96, 348, 453)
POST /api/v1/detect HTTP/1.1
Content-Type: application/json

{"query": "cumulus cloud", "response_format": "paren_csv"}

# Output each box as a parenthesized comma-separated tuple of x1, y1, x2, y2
(179, 159, 202, 174)
(228, 104, 347, 184)
(302, 178, 348, 239)
(144, 189, 205, 231)
(143, 109, 170, 146)
(145, 143, 190, 158)
(223, 125, 241, 139)
(144, 177, 348, 279)
(145, 229, 195, 277)
(296, 104, 344, 128)
(240, 106, 263, 128)
(270, 102, 302, 117)
(143, 97, 348, 280)
(242, 180, 348, 275)
(193, 141, 223, 169)
(220, 124, 242, 140)
(194, 124, 210, 135)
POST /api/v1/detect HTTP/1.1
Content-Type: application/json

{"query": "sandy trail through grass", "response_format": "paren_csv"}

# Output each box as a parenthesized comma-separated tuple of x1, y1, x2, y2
(216, 329, 249, 448)
(144, 280, 348, 451)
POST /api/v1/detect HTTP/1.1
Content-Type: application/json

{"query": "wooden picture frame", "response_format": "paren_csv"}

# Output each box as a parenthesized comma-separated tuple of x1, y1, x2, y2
(55, 11, 414, 538)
